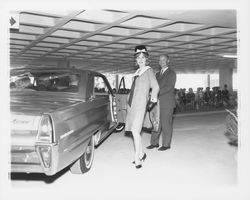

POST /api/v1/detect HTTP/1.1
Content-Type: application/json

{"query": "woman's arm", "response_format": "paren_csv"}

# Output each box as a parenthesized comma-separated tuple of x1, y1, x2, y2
(148, 68, 159, 102)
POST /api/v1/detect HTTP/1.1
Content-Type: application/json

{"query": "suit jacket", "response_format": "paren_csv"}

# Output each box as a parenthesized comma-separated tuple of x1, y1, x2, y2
(156, 67, 176, 109)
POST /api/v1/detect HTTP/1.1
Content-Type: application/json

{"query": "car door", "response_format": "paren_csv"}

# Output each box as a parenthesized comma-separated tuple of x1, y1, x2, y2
(93, 74, 117, 131)
(115, 76, 128, 124)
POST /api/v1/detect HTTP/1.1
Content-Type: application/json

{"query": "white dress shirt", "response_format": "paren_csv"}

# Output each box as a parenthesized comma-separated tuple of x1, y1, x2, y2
(160, 66, 168, 75)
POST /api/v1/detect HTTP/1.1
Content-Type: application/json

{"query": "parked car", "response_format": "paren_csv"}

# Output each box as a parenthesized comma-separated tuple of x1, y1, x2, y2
(10, 67, 124, 176)
(224, 108, 238, 146)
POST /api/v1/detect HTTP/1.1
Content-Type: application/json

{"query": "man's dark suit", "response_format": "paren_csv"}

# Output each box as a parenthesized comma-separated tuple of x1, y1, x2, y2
(150, 67, 176, 147)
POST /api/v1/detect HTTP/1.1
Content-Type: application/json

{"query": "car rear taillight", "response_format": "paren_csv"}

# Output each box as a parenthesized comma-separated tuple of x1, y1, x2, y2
(36, 146, 52, 168)
(37, 114, 53, 143)
(36, 115, 53, 169)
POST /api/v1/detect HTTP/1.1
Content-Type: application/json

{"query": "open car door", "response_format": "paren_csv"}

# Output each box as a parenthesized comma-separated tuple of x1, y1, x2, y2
(115, 77, 128, 124)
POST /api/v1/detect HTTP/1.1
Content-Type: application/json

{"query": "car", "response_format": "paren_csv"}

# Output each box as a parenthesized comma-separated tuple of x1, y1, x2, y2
(10, 67, 124, 176)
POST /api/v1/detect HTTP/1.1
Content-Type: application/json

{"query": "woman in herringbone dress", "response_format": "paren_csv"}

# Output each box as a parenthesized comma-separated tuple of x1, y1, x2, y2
(125, 45, 159, 168)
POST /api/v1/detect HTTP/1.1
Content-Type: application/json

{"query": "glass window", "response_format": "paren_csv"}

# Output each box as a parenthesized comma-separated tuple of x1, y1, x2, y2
(176, 73, 208, 92)
(175, 73, 220, 92)
(94, 76, 109, 95)
(10, 71, 80, 93)
(103, 73, 116, 89)
(233, 71, 238, 91)
(209, 73, 219, 88)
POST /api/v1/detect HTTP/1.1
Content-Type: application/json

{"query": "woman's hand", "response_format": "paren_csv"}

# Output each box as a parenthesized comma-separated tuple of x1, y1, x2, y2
(147, 101, 157, 112)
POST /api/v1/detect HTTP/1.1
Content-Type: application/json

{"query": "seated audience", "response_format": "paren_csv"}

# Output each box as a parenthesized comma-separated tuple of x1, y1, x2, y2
(178, 88, 186, 110)
(212, 86, 222, 107)
(195, 87, 204, 109)
(186, 88, 195, 109)
(203, 87, 212, 106)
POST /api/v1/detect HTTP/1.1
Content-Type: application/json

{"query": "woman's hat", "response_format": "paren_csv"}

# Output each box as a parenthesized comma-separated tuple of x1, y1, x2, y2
(134, 45, 149, 56)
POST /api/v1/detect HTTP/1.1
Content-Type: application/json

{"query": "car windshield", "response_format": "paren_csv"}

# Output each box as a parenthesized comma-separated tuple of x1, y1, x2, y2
(10, 70, 80, 93)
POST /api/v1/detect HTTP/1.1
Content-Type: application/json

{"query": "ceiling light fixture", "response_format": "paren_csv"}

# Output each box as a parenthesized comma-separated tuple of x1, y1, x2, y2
(222, 54, 237, 58)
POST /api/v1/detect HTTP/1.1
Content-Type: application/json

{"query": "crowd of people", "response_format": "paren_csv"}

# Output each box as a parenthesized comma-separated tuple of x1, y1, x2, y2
(174, 84, 237, 112)
(114, 84, 237, 113)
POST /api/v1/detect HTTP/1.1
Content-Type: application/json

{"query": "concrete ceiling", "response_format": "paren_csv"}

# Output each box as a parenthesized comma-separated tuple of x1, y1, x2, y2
(9, 9, 237, 74)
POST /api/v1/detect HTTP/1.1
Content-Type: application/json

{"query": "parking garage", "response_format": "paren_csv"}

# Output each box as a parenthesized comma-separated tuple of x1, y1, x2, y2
(1, 4, 250, 200)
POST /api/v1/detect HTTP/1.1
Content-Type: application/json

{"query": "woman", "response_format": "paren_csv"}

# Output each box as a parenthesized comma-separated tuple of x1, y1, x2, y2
(125, 45, 159, 169)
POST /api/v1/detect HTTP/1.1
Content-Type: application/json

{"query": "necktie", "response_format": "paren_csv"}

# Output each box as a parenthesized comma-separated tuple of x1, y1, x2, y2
(128, 76, 138, 107)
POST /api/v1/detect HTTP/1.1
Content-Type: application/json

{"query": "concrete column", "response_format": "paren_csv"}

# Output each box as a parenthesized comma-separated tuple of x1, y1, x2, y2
(219, 67, 233, 92)
(115, 74, 119, 90)
(207, 74, 210, 88)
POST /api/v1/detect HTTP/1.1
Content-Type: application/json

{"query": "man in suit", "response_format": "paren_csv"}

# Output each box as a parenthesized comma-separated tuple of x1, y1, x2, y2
(147, 54, 176, 151)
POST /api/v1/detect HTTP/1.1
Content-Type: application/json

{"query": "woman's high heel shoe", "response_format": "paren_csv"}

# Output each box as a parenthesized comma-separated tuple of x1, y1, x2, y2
(141, 153, 147, 162)
(132, 153, 147, 164)
(135, 164, 142, 169)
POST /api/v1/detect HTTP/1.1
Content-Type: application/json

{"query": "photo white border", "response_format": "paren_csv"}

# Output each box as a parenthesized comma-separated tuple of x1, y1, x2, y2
(1, 0, 250, 199)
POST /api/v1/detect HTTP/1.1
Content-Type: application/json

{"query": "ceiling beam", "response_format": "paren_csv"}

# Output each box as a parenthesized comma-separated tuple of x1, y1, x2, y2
(39, 13, 138, 59)
(12, 10, 85, 61)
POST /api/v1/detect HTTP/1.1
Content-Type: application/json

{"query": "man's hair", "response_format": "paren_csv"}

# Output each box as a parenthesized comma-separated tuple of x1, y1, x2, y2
(160, 54, 170, 61)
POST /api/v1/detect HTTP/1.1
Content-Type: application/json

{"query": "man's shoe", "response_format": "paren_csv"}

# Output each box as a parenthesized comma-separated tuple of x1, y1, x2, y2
(158, 146, 170, 151)
(146, 144, 159, 149)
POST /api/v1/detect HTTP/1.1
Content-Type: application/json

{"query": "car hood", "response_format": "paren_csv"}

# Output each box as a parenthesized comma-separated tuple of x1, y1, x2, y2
(10, 92, 83, 114)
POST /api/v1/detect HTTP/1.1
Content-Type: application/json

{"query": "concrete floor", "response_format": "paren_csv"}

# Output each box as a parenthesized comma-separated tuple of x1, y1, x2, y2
(9, 112, 238, 200)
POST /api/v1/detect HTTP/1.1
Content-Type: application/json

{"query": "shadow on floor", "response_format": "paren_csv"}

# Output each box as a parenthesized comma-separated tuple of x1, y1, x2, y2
(10, 166, 70, 183)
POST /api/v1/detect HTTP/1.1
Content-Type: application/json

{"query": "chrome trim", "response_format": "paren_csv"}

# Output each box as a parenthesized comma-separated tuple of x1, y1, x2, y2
(60, 130, 74, 139)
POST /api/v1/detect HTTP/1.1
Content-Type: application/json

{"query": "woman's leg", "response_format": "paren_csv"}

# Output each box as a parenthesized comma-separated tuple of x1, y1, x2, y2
(132, 131, 142, 166)
(138, 133, 144, 158)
